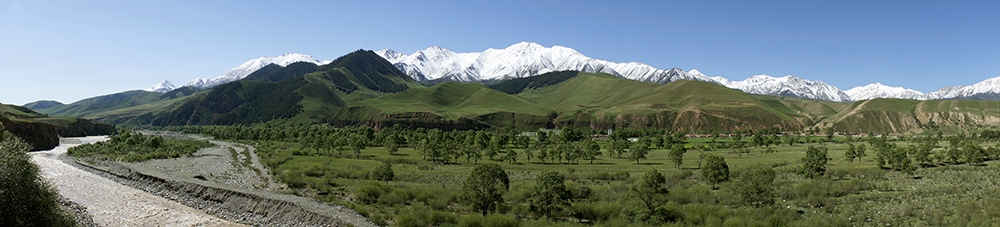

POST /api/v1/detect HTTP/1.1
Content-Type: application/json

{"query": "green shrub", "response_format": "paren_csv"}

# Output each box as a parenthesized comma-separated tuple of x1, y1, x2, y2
(356, 182, 392, 204)
(0, 131, 76, 227)
(569, 201, 623, 222)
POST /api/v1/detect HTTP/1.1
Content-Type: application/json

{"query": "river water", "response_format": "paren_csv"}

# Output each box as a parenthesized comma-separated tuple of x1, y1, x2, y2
(29, 136, 244, 227)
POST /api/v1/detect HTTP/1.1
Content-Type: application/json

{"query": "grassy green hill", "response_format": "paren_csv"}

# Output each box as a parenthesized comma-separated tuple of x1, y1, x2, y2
(333, 81, 553, 130)
(22, 100, 63, 111)
(53, 48, 1000, 135)
(29, 87, 201, 119)
(143, 50, 421, 127)
(0, 102, 115, 150)
(333, 71, 819, 132)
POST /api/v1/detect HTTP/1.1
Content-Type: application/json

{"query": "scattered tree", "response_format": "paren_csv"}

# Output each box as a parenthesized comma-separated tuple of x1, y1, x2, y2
(370, 161, 394, 182)
(630, 169, 668, 212)
(668, 144, 687, 169)
(461, 164, 510, 216)
(800, 146, 828, 179)
(528, 171, 571, 218)
(733, 166, 776, 207)
(630, 140, 650, 164)
(701, 154, 730, 189)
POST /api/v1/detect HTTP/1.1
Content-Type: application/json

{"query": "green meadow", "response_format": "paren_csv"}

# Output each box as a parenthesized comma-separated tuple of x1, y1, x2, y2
(173, 125, 1000, 226)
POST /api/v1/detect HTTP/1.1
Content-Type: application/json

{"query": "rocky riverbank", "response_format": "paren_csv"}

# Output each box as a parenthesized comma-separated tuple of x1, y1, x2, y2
(61, 133, 375, 227)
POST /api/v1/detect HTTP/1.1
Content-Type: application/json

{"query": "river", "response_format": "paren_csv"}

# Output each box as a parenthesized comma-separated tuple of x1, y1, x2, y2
(29, 136, 244, 227)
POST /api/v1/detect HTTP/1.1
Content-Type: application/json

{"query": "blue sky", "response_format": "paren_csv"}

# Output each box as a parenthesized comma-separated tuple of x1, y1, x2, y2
(2, 0, 999, 105)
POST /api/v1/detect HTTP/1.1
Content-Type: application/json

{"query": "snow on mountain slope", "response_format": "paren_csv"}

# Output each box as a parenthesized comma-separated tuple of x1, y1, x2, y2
(181, 53, 325, 89)
(925, 76, 1000, 100)
(375, 42, 718, 84)
(846, 83, 927, 101)
(715, 75, 853, 102)
(145, 80, 176, 93)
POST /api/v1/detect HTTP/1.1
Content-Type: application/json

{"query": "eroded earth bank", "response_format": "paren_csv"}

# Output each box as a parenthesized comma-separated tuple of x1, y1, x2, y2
(33, 133, 375, 227)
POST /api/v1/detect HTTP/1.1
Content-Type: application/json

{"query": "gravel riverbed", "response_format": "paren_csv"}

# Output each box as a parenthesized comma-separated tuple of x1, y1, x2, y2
(31, 136, 244, 227)
(45, 133, 376, 227)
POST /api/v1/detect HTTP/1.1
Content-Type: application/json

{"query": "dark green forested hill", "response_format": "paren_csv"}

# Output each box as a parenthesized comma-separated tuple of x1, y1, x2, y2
(144, 49, 420, 127)
(243, 62, 320, 83)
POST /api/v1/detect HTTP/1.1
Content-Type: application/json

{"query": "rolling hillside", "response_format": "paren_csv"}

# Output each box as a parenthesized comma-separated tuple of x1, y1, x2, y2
(333, 71, 824, 132)
(27, 87, 202, 118)
(146, 50, 420, 126)
(37, 46, 1000, 135)
(0, 102, 115, 150)
(826, 98, 1000, 134)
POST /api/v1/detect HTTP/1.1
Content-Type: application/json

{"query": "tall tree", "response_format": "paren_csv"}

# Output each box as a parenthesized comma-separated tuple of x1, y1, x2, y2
(668, 144, 687, 169)
(845, 143, 858, 162)
(461, 164, 510, 216)
(582, 139, 601, 164)
(528, 171, 571, 218)
(348, 133, 368, 158)
(701, 154, 729, 189)
(630, 140, 650, 164)
(630, 169, 668, 212)
(800, 146, 828, 179)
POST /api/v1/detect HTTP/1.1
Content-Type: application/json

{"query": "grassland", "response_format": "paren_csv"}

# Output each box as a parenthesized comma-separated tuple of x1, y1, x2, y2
(333, 72, 829, 133)
(182, 125, 1000, 226)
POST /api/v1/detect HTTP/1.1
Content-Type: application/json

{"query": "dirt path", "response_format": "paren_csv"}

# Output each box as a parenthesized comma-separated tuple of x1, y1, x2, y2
(31, 136, 245, 227)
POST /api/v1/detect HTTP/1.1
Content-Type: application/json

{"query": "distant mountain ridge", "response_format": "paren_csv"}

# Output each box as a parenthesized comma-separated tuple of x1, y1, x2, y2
(146, 53, 331, 93)
(136, 42, 1000, 103)
(375, 42, 1000, 102)
(846, 83, 928, 101)
(713, 75, 852, 102)
(375, 42, 718, 84)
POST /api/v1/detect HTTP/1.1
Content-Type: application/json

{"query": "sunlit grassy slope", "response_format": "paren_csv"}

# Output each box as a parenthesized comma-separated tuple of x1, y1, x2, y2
(333, 71, 823, 132)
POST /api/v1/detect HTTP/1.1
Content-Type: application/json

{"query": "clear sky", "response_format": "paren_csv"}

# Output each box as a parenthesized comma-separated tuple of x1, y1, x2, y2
(2, 0, 999, 105)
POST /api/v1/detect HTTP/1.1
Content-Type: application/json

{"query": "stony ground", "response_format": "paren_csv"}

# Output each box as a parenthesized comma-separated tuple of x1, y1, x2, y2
(130, 131, 284, 191)
(31, 136, 245, 227)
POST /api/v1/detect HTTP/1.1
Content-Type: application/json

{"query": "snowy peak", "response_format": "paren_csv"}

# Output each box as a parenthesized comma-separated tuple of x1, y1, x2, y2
(145, 80, 176, 93)
(846, 83, 927, 101)
(715, 74, 853, 102)
(926, 76, 1000, 100)
(375, 42, 719, 84)
(181, 53, 326, 89)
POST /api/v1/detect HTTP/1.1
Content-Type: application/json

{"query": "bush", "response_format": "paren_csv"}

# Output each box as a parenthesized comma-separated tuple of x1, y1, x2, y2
(570, 201, 623, 222)
(0, 132, 76, 227)
(356, 182, 392, 204)
(369, 162, 394, 182)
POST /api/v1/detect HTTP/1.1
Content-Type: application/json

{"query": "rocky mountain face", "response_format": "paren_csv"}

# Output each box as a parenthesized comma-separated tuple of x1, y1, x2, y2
(846, 83, 928, 101)
(713, 75, 853, 102)
(925, 77, 1000, 100)
(146, 80, 177, 93)
(375, 42, 719, 84)
(147, 53, 330, 92)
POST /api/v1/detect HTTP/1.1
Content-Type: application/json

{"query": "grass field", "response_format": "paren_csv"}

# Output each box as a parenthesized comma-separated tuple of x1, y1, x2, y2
(231, 132, 1000, 226)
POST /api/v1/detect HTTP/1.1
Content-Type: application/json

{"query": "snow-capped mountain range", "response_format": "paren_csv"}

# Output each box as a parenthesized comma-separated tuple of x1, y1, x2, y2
(145, 80, 176, 93)
(174, 53, 330, 90)
(147, 42, 1000, 103)
(712, 75, 852, 102)
(845, 83, 928, 101)
(375, 42, 717, 84)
